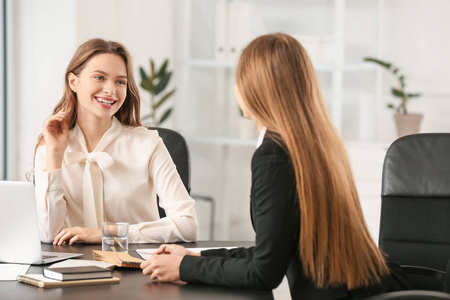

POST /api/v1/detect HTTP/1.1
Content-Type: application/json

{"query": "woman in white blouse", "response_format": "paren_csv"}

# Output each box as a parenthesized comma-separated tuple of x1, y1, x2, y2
(32, 38, 198, 245)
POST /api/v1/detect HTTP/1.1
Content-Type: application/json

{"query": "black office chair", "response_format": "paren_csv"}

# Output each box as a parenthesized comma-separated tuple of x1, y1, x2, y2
(148, 127, 215, 240)
(379, 133, 450, 292)
(365, 290, 450, 300)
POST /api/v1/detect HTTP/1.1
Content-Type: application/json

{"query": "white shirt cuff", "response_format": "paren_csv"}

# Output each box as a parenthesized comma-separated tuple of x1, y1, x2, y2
(129, 224, 140, 243)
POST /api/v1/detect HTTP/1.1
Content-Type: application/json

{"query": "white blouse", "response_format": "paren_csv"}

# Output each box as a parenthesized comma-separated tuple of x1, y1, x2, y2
(34, 117, 198, 244)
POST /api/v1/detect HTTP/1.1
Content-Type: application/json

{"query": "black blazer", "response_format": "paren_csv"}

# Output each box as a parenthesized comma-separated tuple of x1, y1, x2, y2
(180, 136, 410, 299)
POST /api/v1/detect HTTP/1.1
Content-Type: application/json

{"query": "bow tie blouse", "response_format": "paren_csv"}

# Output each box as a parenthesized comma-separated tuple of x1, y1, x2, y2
(34, 117, 198, 243)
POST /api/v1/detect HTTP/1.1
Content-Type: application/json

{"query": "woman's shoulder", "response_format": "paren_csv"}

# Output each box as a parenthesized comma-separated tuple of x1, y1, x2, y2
(255, 136, 288, 156)
(120, 125, 161, 141)
(253, 136, 290, 166)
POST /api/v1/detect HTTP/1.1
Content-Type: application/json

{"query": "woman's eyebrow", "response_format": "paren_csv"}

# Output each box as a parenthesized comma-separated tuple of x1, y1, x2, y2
(91, 70, 127, 79)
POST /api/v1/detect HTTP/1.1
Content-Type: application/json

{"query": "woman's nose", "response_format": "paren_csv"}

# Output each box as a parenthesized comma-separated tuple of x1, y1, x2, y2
(103, 81, 116, 95)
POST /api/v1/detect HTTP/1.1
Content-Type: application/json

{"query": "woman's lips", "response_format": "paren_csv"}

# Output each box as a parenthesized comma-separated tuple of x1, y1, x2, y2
(95, 96, 117, 108)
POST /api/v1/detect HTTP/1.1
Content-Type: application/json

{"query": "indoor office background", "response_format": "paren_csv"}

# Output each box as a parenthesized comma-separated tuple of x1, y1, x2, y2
(1, 0, 450, 243)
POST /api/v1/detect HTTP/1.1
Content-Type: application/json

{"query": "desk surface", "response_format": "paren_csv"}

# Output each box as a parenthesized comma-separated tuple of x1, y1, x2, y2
(1, 241, 273, 300)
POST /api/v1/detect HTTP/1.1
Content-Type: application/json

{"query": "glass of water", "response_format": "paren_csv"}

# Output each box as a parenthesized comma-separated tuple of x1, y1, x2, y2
(102, 222, 129, 252)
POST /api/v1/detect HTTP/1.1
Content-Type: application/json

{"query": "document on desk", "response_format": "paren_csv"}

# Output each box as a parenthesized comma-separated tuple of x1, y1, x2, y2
(136, 247, 237, 260)
(0, 264, 30, 281)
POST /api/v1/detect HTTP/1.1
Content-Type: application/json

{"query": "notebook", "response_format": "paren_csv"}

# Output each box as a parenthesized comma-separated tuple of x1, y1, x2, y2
(43, 266, 112, 281)
(0, 181, 82, 265)
(92, 250, 143, 268)
(17, 274, 119, 288)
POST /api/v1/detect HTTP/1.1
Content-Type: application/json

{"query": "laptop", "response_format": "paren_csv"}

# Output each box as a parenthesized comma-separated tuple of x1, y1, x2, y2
(0, 181, 82, 264)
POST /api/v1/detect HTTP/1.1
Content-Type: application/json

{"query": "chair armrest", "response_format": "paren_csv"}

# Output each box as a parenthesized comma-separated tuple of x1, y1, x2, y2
(364, 290, 450, 300)
(191, 194, 214, 203)
(191, 194, 215, 240)
(401, 265, 445, 283)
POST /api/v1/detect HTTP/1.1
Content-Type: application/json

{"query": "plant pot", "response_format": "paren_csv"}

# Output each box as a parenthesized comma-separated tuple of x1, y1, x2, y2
(394, 113, 423, 138)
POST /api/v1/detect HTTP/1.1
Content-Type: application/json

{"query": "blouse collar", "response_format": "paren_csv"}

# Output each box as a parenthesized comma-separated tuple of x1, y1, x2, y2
(72, 117, 122, 153)
(256, 126, 267, 148)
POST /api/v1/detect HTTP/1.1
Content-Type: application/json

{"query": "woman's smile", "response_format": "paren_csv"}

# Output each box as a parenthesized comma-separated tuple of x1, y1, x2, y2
(95, 96, 117, 108)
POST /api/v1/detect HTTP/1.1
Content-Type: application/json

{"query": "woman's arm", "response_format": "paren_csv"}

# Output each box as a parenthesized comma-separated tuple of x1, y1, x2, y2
(142, 141, 298, 289)
(179, 148, 297, 289)
(34, 145, 69, 243)
(34, 111, 72, 243)
(201, 247, 255, 259)
(128, 137, 198, 243)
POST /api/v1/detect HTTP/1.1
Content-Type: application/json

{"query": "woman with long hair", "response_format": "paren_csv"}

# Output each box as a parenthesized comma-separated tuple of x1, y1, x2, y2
(140, 33, 410, 299)
(33, 38, 198, 245)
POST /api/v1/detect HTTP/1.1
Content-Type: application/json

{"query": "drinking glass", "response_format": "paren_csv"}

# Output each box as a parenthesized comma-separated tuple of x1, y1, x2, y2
(102, 222, 129, 252)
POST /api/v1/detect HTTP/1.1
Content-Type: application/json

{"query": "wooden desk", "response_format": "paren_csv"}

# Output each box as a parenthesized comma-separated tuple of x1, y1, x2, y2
(0, 241, 273, 300)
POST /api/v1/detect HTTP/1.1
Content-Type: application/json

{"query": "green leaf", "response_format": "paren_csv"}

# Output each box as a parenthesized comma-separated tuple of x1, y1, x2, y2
(387, 103, 395, 109)
(154, 89, 176, 110)
(407, 93, 421, 98)
(363, 57, 392, 70)
(391, 88, 405, 98)
(139, 67, 148, 81)
(154, 72, 172, 95)
(156, 59, 169, 78)
(392, 68, 399, 74)
(399, 75, 405, 88)
(140, 80, 154, 92)
(150, 59, 155, 79)
(159, 108, 173, 124)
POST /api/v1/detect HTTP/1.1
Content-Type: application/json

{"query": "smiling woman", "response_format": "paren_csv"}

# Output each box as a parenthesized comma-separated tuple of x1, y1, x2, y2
(30, 38, 198, 245)
(67, 53, 128, 147)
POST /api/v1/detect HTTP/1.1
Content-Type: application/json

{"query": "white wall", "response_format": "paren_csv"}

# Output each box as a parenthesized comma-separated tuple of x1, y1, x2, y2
(8, 0, 175, 180)
(8, 0, 77, 180)
(377, 0, 450, 142)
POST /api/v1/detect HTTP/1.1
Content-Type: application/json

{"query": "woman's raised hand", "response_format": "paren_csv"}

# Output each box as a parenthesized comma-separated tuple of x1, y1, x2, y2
(43, 109, 70, 170)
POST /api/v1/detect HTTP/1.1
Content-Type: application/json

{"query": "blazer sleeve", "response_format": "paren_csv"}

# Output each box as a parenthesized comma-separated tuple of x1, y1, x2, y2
(180, 140, 298, 289)
(201, 247, 255, 259)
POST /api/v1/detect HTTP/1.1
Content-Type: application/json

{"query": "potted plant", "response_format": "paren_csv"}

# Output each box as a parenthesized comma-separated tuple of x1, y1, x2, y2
(139, 58, 175, 126)
(363, 57, 422, 138)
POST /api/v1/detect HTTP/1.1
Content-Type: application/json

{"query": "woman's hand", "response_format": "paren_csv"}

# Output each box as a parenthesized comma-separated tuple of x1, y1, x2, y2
(43, 109, 70, 170)
(43, 109, 70, 151)
(53, 227, 101, 245)
(141, 254, 184, 283)
(153, 244, 200, 257)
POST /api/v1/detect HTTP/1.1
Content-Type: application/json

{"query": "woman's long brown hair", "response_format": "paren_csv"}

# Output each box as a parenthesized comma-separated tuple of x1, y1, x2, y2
(236, 33, 389, 289)
(33, 38, 141, 153)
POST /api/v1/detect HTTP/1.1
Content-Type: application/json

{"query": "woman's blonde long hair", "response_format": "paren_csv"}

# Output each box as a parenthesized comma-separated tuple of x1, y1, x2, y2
(34, 38, 141, 153)
(236, 33, 388, 289)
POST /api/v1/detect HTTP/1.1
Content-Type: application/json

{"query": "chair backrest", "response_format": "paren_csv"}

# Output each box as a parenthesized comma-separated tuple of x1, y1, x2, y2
(148, 127, 191, 218)
(380, 133, 450, 290)
(148, 127, 191, 194)
(365, 290, 450, 300)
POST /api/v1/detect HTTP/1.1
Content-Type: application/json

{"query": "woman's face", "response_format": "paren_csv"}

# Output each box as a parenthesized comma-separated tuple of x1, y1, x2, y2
(69, 53, 128, 122)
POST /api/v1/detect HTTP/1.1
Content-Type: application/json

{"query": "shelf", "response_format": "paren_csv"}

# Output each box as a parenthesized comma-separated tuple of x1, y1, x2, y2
(185, 59, 377, 73)
(186, 135, 257, 147)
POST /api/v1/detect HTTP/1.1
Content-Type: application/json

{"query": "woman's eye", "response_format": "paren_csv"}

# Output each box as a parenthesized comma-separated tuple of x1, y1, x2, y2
(94, 75, 104, 80)
(117, 80, 126, 85)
